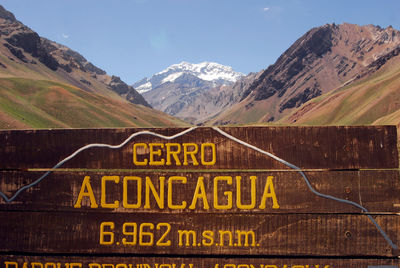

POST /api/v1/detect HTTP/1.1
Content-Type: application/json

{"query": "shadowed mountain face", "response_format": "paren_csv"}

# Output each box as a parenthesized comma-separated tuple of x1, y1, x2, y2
(0, 5, 189, 129)
(209, 23, 400, 125)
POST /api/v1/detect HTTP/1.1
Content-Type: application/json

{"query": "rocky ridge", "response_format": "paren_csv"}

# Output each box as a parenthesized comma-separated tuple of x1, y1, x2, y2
(281, 42, 400, 126)
(210, 23, 400, 125)
(0, 5, 150, 107)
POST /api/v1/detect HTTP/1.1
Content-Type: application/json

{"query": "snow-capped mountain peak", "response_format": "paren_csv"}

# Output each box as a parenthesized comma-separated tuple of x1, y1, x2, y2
(133, 61, 244, 93)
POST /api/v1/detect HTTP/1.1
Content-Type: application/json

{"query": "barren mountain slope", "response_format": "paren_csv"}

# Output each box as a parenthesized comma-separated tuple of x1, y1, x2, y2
(0, 5, 186, 129)
(209, 23, 400, 125)
(279, 45, 400, 127)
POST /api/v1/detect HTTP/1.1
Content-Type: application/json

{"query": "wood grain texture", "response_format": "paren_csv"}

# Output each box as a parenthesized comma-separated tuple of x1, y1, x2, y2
(0, 126, 397, 170)
(1, 255, 399, 268)
(0, 126, 399, 260)
(0, 212, 399, 256)
(0, 170, 399, 213)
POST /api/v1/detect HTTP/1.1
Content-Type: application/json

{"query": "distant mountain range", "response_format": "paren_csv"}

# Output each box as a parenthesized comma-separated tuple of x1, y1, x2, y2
(134, 61, 243, 93)
(0, 5, 185, 129)
(133, 62, 244, 123)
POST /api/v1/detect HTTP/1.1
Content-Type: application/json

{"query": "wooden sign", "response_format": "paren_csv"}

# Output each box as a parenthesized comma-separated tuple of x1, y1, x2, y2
(0, 126, 399, 267)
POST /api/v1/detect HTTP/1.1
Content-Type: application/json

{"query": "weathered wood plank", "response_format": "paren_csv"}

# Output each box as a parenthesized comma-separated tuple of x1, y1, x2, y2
(0, 212, 398, 256)
(0, 126, 397, 170)
(1, 255, 399, 268)
(0, 126, 398, 260)
(1, 170, 399, 213)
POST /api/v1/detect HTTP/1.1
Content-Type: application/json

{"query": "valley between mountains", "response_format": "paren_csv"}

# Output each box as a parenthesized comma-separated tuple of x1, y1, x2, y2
(1, 4, 400, 130)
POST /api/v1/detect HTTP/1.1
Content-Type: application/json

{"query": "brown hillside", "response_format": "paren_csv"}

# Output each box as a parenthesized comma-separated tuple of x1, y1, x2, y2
(0, 7, 149, 107)
(209, 23, 400, 125)
(0, 5, 188, 129)
(280, 44, 400, 127)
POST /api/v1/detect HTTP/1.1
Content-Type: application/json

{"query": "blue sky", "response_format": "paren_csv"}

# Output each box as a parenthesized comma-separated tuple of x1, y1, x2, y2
(1, 0, 400, 84)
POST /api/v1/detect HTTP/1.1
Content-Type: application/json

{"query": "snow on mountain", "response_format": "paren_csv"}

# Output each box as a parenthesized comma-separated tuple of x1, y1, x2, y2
(133, 61, 244, 93)
(161, 72, 183, 84)
(136, 81, 152, 92)
(132, 61, 245, 123)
